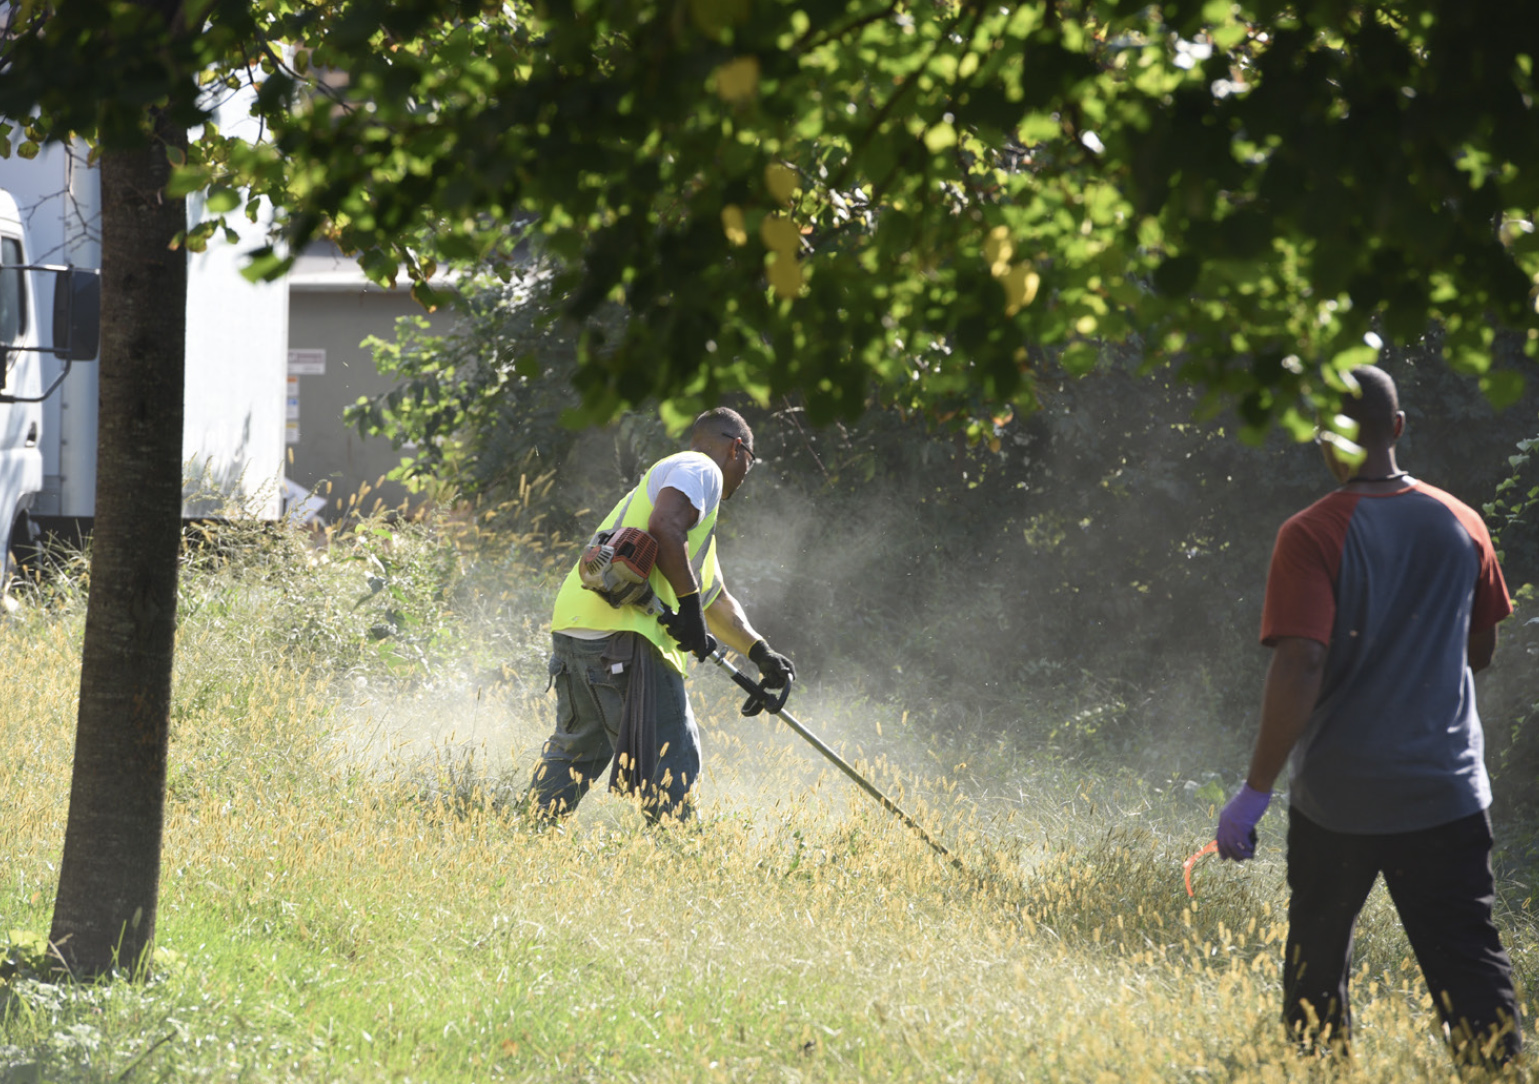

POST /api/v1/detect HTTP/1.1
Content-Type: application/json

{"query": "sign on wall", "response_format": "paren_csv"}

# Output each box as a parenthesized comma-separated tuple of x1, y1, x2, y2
(287, 348, 326, 376)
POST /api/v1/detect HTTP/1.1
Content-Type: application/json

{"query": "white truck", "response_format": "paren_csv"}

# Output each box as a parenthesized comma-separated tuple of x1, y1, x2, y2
(0, 134, 289, 570)
(0, 180, 98, 572)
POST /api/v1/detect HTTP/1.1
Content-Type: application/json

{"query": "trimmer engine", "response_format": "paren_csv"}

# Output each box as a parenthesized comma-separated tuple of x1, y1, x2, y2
(578, 526, 664, 614)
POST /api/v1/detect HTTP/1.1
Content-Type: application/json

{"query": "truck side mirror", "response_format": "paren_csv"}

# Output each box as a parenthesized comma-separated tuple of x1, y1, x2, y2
(52, 267, 100, 362)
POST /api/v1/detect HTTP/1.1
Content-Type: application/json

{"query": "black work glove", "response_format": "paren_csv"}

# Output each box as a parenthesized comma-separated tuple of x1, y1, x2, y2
(660, 591, 713, 660)
(749, 640, 795, 687)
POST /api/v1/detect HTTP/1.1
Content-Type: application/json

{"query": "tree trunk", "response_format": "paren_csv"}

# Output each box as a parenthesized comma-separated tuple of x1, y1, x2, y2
(47, 108, 187, 978)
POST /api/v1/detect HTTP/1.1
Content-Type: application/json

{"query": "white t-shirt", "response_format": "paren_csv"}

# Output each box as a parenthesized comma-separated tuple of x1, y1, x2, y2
(560, 451, 723, 640)
(647, 450, 723, 520)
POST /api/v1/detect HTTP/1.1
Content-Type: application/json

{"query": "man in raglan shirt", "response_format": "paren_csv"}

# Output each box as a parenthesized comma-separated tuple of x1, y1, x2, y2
(524, 407, 794, 823)
(1215, 366, 1521, 1065)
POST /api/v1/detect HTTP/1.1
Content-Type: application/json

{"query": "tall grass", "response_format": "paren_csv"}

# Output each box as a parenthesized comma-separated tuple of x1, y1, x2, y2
(2, 512, 1535, 1082)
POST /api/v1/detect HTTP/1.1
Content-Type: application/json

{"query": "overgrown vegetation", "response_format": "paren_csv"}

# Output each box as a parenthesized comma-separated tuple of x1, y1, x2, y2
(3, 483, 1537, 1080)
(355, 285, 1539, 783)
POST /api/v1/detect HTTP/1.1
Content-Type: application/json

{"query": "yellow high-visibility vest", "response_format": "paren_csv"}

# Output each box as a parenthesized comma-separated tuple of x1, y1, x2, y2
(550, 454, 724, 674)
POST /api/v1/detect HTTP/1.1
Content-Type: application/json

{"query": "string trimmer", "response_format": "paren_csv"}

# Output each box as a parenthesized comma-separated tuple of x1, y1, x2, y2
(700, 635, 966, 875)
(578, 526, 962, 872)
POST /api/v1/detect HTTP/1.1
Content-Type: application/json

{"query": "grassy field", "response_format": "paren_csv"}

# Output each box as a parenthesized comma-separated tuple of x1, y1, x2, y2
(2, 515, 1536, 1082)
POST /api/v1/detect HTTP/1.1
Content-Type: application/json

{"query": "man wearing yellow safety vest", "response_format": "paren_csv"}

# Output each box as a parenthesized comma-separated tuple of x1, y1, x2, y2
(524, 407, 795, 822)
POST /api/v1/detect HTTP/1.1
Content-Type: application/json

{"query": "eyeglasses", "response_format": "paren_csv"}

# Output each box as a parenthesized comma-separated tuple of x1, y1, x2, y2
(721, 434, 755, 472)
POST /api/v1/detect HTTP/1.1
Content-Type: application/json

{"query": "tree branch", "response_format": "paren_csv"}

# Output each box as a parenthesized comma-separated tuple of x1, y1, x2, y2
(792, 0, 903, 55)
(830, 2, 983, 193)
(250, 37, 357, 115)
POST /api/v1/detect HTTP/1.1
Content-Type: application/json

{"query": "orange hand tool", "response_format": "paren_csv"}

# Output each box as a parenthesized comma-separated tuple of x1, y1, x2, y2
(1183, 840, 1218, 897)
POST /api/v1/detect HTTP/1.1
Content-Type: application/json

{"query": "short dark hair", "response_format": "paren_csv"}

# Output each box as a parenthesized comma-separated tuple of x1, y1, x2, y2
(691, 407, 752, 447)
(1342, 366, 1400, 448)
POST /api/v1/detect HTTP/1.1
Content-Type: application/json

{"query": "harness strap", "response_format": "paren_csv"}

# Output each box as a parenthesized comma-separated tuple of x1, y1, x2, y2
(691, 516, 717, 581)
(606, 479, 718, 600)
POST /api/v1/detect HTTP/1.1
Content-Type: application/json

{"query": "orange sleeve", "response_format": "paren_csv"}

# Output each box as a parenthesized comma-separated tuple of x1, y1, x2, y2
(1470, 542, 1514, 632)
(1452, 505, 1514, 631)
(1428, 488, 1514, 632)
(1259, 496, 1353, 647)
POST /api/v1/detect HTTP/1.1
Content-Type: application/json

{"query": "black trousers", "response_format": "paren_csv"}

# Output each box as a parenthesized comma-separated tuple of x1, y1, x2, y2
(1284, 806, 1522, 1064)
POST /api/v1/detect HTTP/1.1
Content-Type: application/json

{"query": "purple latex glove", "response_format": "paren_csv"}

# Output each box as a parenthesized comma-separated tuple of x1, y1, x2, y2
(1216, 783, 1271, 861)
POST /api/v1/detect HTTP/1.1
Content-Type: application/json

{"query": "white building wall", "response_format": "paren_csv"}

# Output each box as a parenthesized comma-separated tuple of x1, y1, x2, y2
(182, 188, 287, 518)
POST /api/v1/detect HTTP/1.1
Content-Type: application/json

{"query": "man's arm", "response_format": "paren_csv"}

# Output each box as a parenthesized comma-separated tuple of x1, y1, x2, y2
(1246, 636, 1329, 791)
(1469, 624, 1498, 674)
(647, 487, 700, 597)
(704, 586, 764, 656)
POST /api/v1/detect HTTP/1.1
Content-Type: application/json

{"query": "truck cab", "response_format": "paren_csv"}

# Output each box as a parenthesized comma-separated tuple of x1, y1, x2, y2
(0, 188, 47, 577)
(0, 187, 99, 584)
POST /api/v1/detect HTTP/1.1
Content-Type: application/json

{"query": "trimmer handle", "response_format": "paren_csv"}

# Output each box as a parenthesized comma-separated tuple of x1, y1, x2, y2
(659, 603, 792, 714)
(724, 663, 793, 717)
(657, 602, 717, 661)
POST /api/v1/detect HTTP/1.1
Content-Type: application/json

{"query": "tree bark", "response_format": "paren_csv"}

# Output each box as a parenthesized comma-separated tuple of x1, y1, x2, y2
(47, 108, 187, 978)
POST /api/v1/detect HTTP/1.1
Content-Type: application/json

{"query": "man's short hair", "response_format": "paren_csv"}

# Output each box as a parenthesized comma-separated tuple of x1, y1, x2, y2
(1343, 366, 1400, 448)
(692, 407, 752, 447)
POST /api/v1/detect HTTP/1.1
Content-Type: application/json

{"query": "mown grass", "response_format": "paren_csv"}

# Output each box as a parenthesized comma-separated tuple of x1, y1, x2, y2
(2, 512, 1537, 1082)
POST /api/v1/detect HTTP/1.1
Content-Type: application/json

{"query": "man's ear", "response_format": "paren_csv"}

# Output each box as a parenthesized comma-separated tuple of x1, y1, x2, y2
(1392, 411, 1405, 441)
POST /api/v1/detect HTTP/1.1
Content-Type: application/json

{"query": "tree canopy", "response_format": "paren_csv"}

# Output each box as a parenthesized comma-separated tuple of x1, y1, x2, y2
(4, 0, 1538, 439)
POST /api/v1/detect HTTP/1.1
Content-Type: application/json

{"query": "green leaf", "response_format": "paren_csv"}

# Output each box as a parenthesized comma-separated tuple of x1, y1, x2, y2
(1328, 344, 1379, 373)
(410, 281, 443, 312)
(1017, 113, 1061, 145)
(659, 399, 696, 435)
(240, 247, 291, 284)
(1061, 342, 1098, 376)
(1277, 406, 1317, 443)
(166, 165, 213, 198)
(923, 122, 957, 152)
(1450, 339, 1493, 376)
(1481, 371, 1526, 410)
(205, 185, 240, 214)
(358, 249, 399, 289)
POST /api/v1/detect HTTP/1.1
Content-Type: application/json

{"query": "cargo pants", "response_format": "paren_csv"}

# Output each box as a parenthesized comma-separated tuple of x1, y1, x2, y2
(526, 632, 701, 822)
